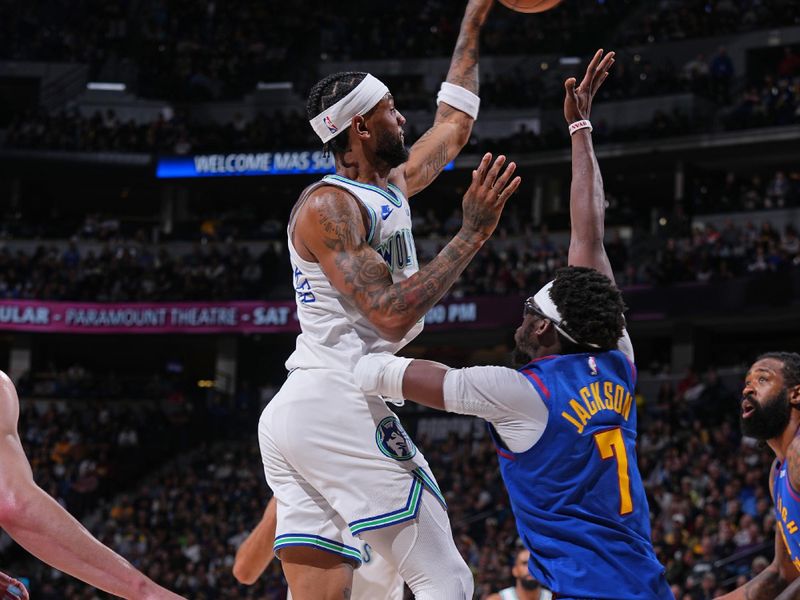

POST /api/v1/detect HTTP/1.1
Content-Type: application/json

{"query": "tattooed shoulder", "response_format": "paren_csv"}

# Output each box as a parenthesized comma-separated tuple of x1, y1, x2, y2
(302, 186, 367, 252)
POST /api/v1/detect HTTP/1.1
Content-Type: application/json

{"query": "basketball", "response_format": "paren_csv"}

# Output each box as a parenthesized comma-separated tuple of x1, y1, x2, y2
(498, 0, 564, 13)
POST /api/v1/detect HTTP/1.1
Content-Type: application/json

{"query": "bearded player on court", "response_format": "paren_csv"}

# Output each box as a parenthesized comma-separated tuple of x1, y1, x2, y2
(355, 50, 673, 599)
(257, 0, 522, 598)
(715, 352, 800, 599)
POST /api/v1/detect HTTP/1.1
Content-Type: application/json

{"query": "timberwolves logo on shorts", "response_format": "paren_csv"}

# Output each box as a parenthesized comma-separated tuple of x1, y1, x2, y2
(375, 416, 416, 461)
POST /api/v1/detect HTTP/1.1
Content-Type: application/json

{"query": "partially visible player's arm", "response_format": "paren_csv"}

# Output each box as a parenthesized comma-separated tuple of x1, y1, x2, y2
(564, 49, 616, 281)
(296, 154, 519, 342)
(0, 372, 184, 600)
(355, 356, 548, 452)
(233, 497, 277, 585)
(714, 532, 793, 599)
(715, 459, 797, 599)
(394, 0, 493, 198)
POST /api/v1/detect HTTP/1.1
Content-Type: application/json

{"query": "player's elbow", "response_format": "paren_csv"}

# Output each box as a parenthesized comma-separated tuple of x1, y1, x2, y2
(232, 561, 259, 586)
(0, 487, 31, 532)
(450, 117, 473, 149)
(373, 316, 415, 343)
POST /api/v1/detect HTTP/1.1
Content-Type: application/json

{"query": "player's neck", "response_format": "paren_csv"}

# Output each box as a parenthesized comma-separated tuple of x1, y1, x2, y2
(517, 583, 541, 600)
(335, 153, 392, 189)
(769, 418, 800, 461)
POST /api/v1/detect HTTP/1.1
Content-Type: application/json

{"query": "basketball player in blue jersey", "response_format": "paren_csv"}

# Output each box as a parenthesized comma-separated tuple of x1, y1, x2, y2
(258, 1, 523, 598)
(716, 352, 800, 599)
(355, 49, 673, 600)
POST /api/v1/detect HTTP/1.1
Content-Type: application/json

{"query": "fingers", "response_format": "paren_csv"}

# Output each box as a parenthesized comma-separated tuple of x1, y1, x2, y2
(473, 152, 493, 186)
(493, 159, 517, 195)
(564, 76, 577, 98)
(498, 176, 522, 204)
(591, 51, 615, 94)
(482, 154, 507, 190)
(579, 48, 604, 91)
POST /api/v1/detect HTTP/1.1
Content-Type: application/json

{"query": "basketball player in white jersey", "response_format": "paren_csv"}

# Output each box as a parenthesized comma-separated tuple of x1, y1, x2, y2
(257, 1, 521, 598)
(233, 497, 404, 599)
(486, 549, 552, 600)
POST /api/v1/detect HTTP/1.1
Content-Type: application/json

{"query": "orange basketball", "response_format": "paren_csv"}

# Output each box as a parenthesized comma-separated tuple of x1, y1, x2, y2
(498, 0, 564, 13)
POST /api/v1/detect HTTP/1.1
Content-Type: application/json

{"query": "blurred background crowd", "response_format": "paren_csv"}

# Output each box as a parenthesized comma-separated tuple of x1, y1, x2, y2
(1, 0, 800, 597)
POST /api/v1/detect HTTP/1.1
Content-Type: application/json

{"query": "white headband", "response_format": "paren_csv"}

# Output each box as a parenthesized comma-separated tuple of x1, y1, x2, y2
(309, 74, 389, 143)
(532, 281, 602, 349)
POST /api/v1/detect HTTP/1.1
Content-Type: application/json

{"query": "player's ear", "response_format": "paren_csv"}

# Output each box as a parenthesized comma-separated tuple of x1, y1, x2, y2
(352, 115, 370, 139)
(790, 384, 800, 409)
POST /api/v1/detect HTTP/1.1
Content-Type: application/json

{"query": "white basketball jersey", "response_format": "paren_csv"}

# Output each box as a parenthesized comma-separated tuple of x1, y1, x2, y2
(286, 174, 424, 372)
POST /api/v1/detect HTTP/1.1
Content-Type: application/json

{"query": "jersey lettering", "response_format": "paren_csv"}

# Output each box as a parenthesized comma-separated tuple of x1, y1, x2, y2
(293, 265, 316, 304)
(561, 380, 633, 434)
(377, 229, 417, 273)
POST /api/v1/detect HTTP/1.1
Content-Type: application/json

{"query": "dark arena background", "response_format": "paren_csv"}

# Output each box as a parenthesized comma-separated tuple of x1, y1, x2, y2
(1, 0, 800, 598)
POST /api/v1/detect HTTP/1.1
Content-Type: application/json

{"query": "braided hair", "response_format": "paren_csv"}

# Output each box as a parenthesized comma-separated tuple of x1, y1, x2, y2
(548, 266, 626, 354)
(306, 71, 368, 157)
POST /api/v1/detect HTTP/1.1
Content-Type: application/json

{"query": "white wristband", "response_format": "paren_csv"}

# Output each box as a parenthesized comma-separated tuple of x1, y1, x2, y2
(569, 119, 592, 135)
(437, 82, 480, 120)
(354, 354, 413, 399)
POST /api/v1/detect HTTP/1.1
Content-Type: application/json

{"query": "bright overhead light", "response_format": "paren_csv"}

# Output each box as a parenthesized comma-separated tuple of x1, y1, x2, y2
(86, 82, 126, 91)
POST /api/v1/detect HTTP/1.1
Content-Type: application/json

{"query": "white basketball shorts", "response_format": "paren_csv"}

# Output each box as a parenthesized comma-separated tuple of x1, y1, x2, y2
(286, 539, 404, 600)
(258, 367, 446, 564)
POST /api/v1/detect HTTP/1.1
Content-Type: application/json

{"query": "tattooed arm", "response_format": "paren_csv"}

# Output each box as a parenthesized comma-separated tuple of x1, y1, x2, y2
(295, 153, 519, 342)
(716, 460, 798, 599)
(392, 0, 494, 198)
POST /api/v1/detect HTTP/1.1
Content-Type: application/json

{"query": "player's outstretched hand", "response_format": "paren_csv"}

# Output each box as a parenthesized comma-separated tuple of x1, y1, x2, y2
(564, 49, 615, 124)
(461, 153, 521, 242)
(0, 571, 28, 600)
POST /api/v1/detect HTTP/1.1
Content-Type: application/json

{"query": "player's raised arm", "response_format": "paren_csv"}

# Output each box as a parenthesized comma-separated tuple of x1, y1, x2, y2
(296, 153, 520, 342)
(396, 0, 494, 198)
(0, 372, 185, 600)
(564, 49, 616, 281)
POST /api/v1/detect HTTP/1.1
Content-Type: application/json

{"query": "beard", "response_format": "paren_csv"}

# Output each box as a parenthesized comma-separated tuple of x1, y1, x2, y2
(741, 388, 791, 440)
(519, 577, 541, 591)
(512, 346, 532, 367)
(375, 128, 409, 168)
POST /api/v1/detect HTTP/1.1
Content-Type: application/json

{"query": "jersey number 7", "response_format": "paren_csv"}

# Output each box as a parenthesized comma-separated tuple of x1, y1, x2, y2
(593, 427, 633, 515)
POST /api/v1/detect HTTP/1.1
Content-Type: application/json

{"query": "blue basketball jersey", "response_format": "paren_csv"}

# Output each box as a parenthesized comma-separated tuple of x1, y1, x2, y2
(489, 351, 672, 600)
(773, 460, 800, 573)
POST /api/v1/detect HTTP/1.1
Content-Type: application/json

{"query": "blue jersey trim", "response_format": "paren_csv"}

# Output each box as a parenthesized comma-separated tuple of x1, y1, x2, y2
(413, 467, 448, 509)
(273, 533, 362, 564)
(363, 202, 377, 244)
(349, 477, 424, 535)
(325, 174, 403, 207)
